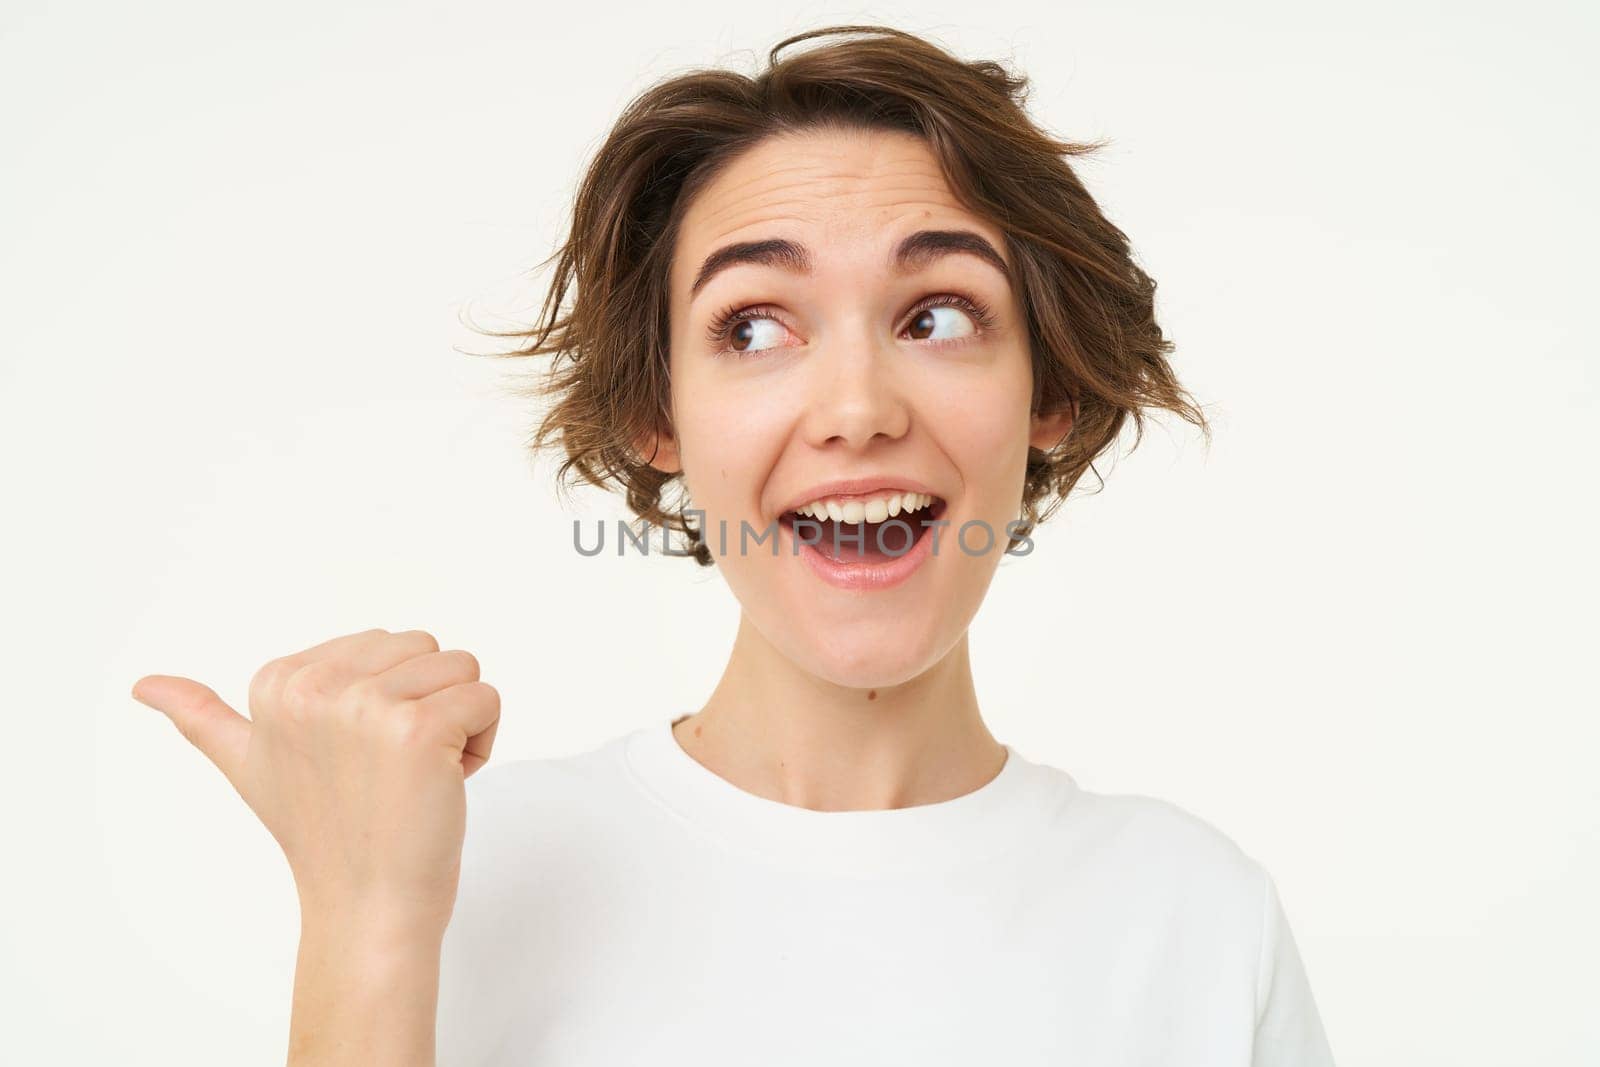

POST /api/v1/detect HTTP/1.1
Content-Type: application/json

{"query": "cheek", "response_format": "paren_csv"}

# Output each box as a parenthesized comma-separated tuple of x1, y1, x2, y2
(928, 376, 1034, 491)
(672, 368, 784, 497)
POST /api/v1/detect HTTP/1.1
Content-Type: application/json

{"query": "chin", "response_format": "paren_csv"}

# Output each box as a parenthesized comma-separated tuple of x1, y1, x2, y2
(793, 625, 948, 691)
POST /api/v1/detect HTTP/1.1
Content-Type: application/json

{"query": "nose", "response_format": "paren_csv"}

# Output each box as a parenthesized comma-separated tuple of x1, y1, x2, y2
(798, 327, 912, 450)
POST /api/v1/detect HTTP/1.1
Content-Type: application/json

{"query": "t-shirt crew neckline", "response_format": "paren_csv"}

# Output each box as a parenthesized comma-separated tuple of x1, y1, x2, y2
(621, 716, 1075, 878)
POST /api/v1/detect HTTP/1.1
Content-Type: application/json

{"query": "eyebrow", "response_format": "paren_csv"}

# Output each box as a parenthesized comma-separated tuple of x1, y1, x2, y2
(687, 228, 1011, 301)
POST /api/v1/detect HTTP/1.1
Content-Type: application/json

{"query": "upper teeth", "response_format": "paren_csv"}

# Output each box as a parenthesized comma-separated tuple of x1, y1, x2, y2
(795, 491, 936, 524)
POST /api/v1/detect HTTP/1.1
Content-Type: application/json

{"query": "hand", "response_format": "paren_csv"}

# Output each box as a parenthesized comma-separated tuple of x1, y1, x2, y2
(131, 627, 501, 936)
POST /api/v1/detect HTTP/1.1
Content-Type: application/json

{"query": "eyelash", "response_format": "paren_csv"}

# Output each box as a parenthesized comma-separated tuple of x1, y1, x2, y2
(703, 293, 999, 356)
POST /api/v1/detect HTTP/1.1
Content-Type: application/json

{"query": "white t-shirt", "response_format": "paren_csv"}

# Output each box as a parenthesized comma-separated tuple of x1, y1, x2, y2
(436, 718, 1335, 1066)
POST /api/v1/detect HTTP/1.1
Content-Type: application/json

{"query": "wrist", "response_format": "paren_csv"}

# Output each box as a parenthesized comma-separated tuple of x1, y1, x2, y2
(289, 908, 441, 1067)
(297, 891, 452, 954)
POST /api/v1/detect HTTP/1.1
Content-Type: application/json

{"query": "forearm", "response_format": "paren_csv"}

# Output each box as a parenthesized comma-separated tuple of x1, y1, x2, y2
(287, 907, 444, 1067)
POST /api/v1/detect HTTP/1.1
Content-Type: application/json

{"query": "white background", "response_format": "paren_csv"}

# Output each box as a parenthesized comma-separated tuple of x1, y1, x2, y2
(3, 1, 1595, 1063)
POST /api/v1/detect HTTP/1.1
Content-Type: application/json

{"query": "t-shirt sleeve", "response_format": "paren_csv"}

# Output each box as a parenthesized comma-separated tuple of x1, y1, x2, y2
(1252, 865, 1337, 1067)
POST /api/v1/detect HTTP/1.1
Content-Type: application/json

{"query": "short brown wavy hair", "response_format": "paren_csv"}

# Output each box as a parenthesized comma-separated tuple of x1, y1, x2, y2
(471, 24, 1211, 566)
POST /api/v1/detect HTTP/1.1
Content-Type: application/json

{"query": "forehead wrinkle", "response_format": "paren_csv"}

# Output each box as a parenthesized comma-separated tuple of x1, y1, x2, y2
(689, 147, 960, 233)
(687, 157, 853, 230)
(698, 177, 964, 229)
(678, 135, 1001, 296)
(695, 187, 987, 260)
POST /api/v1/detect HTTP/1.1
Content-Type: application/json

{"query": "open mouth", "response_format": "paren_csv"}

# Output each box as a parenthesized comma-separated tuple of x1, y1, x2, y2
(778, 495, 949, 564)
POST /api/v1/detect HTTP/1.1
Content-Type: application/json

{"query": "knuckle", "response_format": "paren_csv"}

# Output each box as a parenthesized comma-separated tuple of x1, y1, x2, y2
(282, 661, 338, 713)
(396, 629, 440, 654)
(344, 673, 386, 709)
(447, 649, 480, 679)
(383, 702, 430, 746)
(250, 657, 291, 699)
(279, 685, 315, 723)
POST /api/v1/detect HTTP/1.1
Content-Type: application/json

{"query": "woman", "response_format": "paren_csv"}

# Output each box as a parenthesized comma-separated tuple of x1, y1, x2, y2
(132, 25, 1335, 1066)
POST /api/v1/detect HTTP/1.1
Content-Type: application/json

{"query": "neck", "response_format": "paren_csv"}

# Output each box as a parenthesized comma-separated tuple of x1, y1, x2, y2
(670, 614, 1005, 811)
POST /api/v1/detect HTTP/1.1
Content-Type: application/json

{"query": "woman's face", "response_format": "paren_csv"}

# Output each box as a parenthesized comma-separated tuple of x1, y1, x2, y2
(648, 125, 1072, 689)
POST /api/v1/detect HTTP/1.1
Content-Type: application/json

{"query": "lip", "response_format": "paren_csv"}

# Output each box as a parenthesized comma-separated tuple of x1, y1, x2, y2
(777, 475, 944, 517)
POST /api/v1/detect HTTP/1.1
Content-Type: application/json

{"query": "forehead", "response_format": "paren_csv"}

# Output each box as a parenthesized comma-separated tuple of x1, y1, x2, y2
(672, 127, 1005, 289)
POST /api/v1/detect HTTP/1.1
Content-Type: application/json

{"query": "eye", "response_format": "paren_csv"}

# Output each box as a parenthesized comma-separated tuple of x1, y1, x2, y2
(905, 304, 977, 344)
(725, 314, 787, 354)
(703, 293, 997, 357)
(900, 294, 997, 348)
(704, 305, 793, 355)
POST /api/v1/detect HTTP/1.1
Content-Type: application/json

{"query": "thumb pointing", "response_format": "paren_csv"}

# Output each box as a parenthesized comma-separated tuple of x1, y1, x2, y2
(132, 675, 250, 791)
